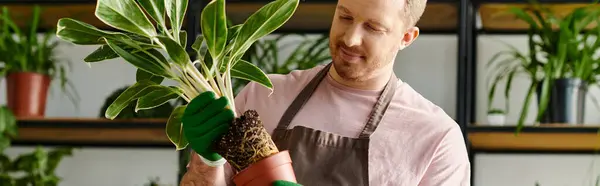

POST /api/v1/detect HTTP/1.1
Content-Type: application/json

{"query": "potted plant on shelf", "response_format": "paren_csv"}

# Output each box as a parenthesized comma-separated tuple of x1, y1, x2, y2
(0, 6, 78, 118)
(486, 108, 506, 126)
(55, 0, 300, 184)
(486, 0, 600, 131)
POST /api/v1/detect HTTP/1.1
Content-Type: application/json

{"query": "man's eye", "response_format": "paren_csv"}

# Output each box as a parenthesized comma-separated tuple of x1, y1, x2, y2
(339, 15, 352, 20)
(366, 24, 381, 31)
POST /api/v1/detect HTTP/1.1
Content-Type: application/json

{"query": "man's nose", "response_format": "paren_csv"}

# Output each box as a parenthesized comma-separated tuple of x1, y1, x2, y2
(342, 25, 362, 47)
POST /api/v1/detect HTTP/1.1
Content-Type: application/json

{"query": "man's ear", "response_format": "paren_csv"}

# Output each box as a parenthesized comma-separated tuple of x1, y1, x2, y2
(399, 26, 419, 50)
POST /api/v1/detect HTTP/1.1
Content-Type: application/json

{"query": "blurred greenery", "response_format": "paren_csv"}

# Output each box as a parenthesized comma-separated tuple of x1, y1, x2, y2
(232, 33, 331, 95)
(0, 106, 74, 186)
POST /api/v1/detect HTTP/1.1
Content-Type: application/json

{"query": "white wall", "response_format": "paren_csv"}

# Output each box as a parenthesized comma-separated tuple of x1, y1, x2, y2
(1, 33, 599, 185)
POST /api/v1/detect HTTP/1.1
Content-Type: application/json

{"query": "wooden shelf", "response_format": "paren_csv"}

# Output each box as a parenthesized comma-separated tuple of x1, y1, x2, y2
(474, 0, 597, 3)
(478, 3, 600, 33)
(0, 1, 457, 34)
(468, 125, 600, 152)
(13, 118, 174, 148)
(227, 2, 457, 33)
(1, 4, 103, 30)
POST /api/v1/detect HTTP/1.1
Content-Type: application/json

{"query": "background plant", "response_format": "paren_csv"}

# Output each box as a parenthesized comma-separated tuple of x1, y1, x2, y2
(0, 6, 79, 105)
(0, 106, 74, 186)
(144, 176, 172, 186)
(486, 0, 600, 131)
(0, 146, 74, 186)
(56, 0, 299, 150)
(0, 106, 17, 150)
(232, 33, 331, 94)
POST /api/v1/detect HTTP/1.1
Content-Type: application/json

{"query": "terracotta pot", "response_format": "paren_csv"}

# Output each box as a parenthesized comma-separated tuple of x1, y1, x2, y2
(6, 72, 51, 118)
(233, 150, 297, 186)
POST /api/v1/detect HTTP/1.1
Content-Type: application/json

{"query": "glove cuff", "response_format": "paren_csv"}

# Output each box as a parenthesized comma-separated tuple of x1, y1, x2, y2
(198, 153, 227, 167)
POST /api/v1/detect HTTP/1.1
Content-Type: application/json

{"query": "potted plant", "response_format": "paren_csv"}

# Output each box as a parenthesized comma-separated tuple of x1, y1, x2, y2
(55, 0, 300, 184)
(0, 6, 77, 118)
(486, 0, 600, 131)
(0, 105, 74, 186)
(487, 108, 506, 126)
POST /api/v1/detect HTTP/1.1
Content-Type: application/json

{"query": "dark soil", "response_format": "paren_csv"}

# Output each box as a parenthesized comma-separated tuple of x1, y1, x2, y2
(214, 110, 279, 172)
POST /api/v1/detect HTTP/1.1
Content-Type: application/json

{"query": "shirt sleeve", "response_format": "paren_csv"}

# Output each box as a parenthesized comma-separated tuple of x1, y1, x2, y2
(418, 126, 471, 186)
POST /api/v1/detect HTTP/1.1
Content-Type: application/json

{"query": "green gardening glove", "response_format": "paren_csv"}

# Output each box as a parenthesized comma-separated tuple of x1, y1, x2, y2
(182, 91, 235, 166)
(272, 180, 302, 186)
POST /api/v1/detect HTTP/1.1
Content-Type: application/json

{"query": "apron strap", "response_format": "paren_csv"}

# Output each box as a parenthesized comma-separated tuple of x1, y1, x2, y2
(358, 73, 397, 138)
(276, 63, 332, 131)
(275, 62, 398, 139)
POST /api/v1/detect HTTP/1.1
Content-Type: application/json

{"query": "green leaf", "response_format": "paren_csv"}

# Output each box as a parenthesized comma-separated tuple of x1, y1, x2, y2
(0, 68, 6, 78)
(136, 68, 164, 84)
(84, 43, 159, 62)
(191, 35, 204, 54)
(95, 0, 156, 37)
(201, 0, 228, 59)
(0, 154, 11, 171)
(105, 80, 163, 119)
(84, 45, 119, 62)
(156, 35, 191, 66)
(179, 30, 187, 47)
(225, 24, 242, 53)
(0, 138, 9, 154)
(56, 18, 129, 45)
(165, 0, 187, 37)
(221, 59, 273, 90)
(137, 0, 167, 28)
(46, 147, 73, 174)
(227, 24, 242, 44)
(135, 86, 182, 111)
(166, 105, 188, 150)
(0, 106, 17, 138)
(232, 0, 299, 60)
(105, 38, 175, 79)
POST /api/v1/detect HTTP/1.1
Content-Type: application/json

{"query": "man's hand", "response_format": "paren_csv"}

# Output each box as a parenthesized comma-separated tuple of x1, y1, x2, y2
(272, 180, 302, 186)
(182, 91, 235, 164)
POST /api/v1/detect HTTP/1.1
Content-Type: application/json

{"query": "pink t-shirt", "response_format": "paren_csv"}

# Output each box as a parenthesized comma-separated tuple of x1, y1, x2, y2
(233, 65, 471, 185)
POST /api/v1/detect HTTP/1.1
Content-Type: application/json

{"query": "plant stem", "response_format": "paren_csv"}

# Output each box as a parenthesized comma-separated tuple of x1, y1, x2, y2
(183, 63, 213, 94)
(209, 56, 236, 115)
(178, 85, 192, 103)
(214, 66, 229, 100)
(209, 77, 221, 95)
(173, 65, 202, 94)
(184, 71, 205, 93)
(180, 77, 199, 98)
(153, 36, 212, 94)
(194, 59, 222, 96)
(224, 67, 235, 113)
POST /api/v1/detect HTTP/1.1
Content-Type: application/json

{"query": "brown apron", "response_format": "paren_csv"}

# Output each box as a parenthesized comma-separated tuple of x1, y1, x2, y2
(271, 62, 398, 186)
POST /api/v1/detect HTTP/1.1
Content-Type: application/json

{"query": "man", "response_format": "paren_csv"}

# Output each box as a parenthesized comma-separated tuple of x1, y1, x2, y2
(179, 0, 471, 185)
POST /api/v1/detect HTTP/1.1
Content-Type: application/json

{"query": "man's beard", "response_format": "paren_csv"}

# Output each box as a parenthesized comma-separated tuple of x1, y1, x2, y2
(332, 61, 366, 82)
(330, 42, 380, 82)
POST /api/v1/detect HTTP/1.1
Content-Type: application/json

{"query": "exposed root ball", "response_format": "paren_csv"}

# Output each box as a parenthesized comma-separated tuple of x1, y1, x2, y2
(214, 110, 279, 172)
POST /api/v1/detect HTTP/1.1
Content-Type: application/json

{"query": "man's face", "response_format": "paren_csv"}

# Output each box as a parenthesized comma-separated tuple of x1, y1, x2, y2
(329, 0, 419, 82)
